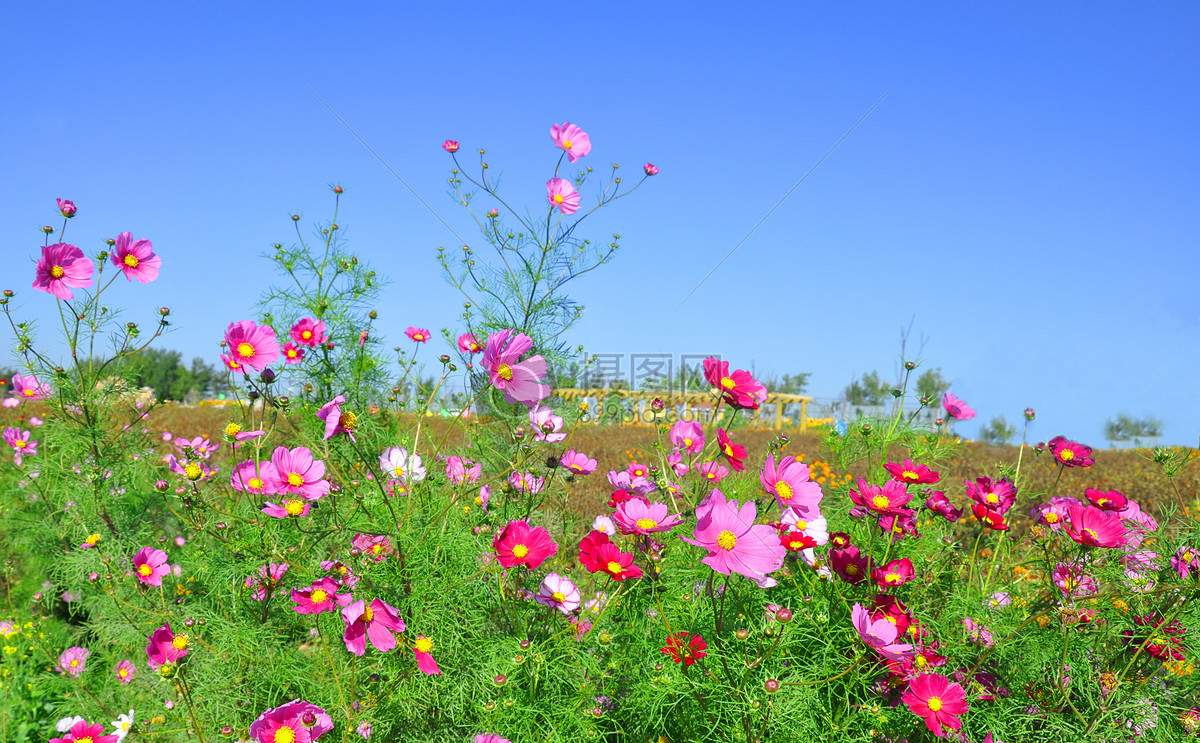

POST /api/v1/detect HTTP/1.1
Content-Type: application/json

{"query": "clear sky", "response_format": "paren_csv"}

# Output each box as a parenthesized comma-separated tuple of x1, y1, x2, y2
(2, 3, 1197, 445)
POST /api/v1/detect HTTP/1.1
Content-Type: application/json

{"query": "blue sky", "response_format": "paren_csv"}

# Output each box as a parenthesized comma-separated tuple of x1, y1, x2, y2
(2, 3, 1197, 445)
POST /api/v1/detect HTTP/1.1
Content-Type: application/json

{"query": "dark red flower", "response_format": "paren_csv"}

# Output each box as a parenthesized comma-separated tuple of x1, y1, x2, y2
(662, 632, 707, 666)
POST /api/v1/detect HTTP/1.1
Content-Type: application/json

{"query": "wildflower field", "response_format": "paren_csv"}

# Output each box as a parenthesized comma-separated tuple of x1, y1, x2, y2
(2, 125, 1199, 743)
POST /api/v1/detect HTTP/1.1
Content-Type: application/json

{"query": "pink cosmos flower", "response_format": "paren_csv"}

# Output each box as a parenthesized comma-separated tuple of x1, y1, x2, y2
(965, 477, 1017, 514)
(872, 558, 916, 589)
(357, 722, 373, 739)
(457, 332, 483, 354)
(829, 545, 871, 584)
(50, 720, 118, 743)
(11, 373, 50, 401)
(321, 560, 360, 589)
(110, 231, 161, 283)
(249, 700, 333, 743)
(316, 395, 357, 441)
(413, 635, 440, 675)
(352, 533, 394, 562)
(493, 520, 558, 570)
(56, 646, 90, 676)
(262, 498, 311, 519)
(941, 392, 975, 421)
(535, 573, 581, 614)
(702, 358, 768, 409)
(442, 139, 459, 153)
(697, 461, 730, 483)
(962, 616, 994, 646)
(290, 317, 327, 347)
(851, 603, 914, 662)
(551, 121, 592, 162)
(114, 659, 136, 683)
(1121, 550, 1161, 592)
(476, 735, 512, 743)
(406, 326, 431, 343)
(219, 353, 244, 372)
(282, 342, 306, 364)
(482, 329, 550, 407)
(269, 446, 330, 500)
(445, 455, 482, 484)
(546, 178, 580, 214)
(715, 428, 747, 471)
(607, 469, 657, 494)
(508, 470, 544, 495)
(849, 478, 913, 516)
(230, 460, 279, 495)
(1048, 435, 1094, 468)
(760, 453, 823, 515)
(292, 577, 352, 615)
(971, 503, 1009, 531)
(1085, 487, 1127, 511)
(924, 491, 962, 522)
(342, 598, 406, 656)
(223, 320, 280, 372)
(612, 499, 683, 535)
(529, 404, 566, 442)
(379, 446, 426, 483)
(1029, 495, 1079, 531)
(145, 623, 189, 668)
(1052, 562, 1097, 598)
(244, 563, 289, 601)
(132, 546, 171, 587)
(669, 420, 705, 454)
(476, 485, 491, 513)
(884, 459, 941, 485)
(1064, 505, 1126, 548)
(33, 243, 93, 300)
(666, 451, 689, 477)
(3, 427, 37, 465)
(57, 198, 78, 217)
(559, 450, 597, 475)
(1172, 545, 1200, 579)
(644, 163, 659, 176)
(901, 673, 969, 737)
(682, 489, 785, 588)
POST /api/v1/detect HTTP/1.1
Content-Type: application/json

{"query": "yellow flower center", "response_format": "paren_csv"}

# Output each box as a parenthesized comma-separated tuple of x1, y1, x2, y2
(720, 376, 736, 390)
(794, 519, 807, 530)
(414, 636, 433, 653)
(986, 493, 999, 504)
(551, 591, 566, 603)
(716, 530, 737, 550)
(1097, 497, 1109, 507)
(50, 265, 65, 279)
(274, 726, 297, 743)
(723, 444, 733, 456)
(284, 500, 305, 516)
(1083, 528, 1099, 541)
(302, 330, 312, 339)
(871, 495, 890, 510)
(118, 668, 128, 677)
(775, 481, 793, 500)
(1060, 450, 1074, 462)
(22, 389, 35, 397)
(85, 533, 100, 545)
(1186, 551, 1195, 562)
(636, 518, 658, 530)
(172, 634, 189, 650)
(927, 696, 943, 712)
(138, 564, 153, 576)
(287, 349, 298, 358)
(124, 254, 139, 268)
(846, 564, 859, 575)
(70, 659, 79, 667)
(393, 465, 405, 477)
(683, 438, 692, 447)
(225, 423, 241, 436)
(563, 139, 573, 149)
(885, 573, 901, 584)
(607, 561, 623, 574)
(248, 477, 264, 490)
(553, 194, 564, 204)
(902, 470, 917, 480)
(75, 737, 94, 743)
(338, 411, 357, 430)
(310, 589, 328, 603)
(362, 606, 374, 622)
(13, 440, 25, 449)
(1045, 512, 1059, 524)
(371, 544, 382, 554)
(184, 463, 203, 480)
(915, 655, 927, 668)
(512, 544, 529, 558)
(1063, 576, 1077, 590)
(236, 342, 255, 358)
(286, 472, 304, 487)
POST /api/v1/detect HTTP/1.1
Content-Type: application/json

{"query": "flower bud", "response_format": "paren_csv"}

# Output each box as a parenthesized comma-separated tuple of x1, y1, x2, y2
(155, 480, 169, 491)
(221, 725, 234, 736)
(301, 711, 317, 725)
(2, 289, 11, 297)
(484, 701, 496, 711)
(88, 572, 99, 582)
(57, 198, 77, 218)
(333, 185, 343, 194)
(1024, 407, 1036, 421)
(369, 310, 378, 320)
(765, 679, 780, 693)
(934, 417, 944, 426)
(494, 674, 507, 686)
(651, 398, 665, 412)
(440, 354, 451, 364)
(32, 592, 43, 602)
(644, 163, 659, 176)
(443, 140, 460, 153)
(184, 617, 196, 628)
(41, 225, 54, 234)
(159, 664, 176, 678)
(776, 608, 793, 623)
(735, 628, 750, 641)
(904, 360, 917, 370)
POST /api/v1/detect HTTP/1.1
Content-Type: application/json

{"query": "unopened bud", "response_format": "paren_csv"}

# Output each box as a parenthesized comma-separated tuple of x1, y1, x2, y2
(333, 186, 343, 194)
(41, 225, 54, 234)
(259, 369, 276, 384)
(155, 480, 168, 491)
(776, 608, 793, 623)
(765, 679, 780, 693)
(1024, 408, 1036, 421)
(494, 674, 507, 686)
(644, 163, 659, 176)
(651, 398, 665, 412)
(440, 354, 451, 363)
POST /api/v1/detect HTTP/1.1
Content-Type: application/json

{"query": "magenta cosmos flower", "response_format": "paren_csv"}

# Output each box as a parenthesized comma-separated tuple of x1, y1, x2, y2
(290, 317, 327, 347)
(1053, 561, 1098, 598)
(282, 342, 305, 364)
(669, 420, 705, 454)
(146, 622, 189, 668)
(33, 243, 93, 300)
(249, 699, 333, 743)
(293, 577, 352, 615)
(901, 673, 969, 737)
(849, 478, 913, 516)
(56, 646, 90, 676)
(413, 635, 440, 675)
(493, 520, 558, 569)
(1048, 435, 1094, 468)
(342, 598, 406, 656)
(1064, 504, 1126, 548)
(1085, 487, 1127, 511)
(114, 659, 136, 683)
(884, 459, 941, 485)
(535, 573, 581, 614)
(546, 178, 580, 215)
(50, 720, 118, 743)
(268, 446, 329, 500)
(132, 546, 171, 587)
(406, 326, 431, 343)
(11, 373, 50, 401)
(529, 404, 566, 442)
(682, 489, 785, 588)
(851, 603, 914, 662)
(457, 332, 483, 354)
(551, 121, 592, 162)
(925, 491, 962, 522)
(110, 231, 161, 282)
(612, 499, 684, 535)
(476, 735, 512, 743)
(965, 476, 1017, 514)
(872, 558, 916, 589)
(702, 358, 767, 410)
(761, 453, 823, 515)
(230, 460, 279, 495)
(245, 563, 289, 600)
(941, 392, 975, 421)
(316, 395, 357, 441)
(262, 498, 310, 519)
(559, 450, 597, 475)
(223, 320, 280, 372)
(445, 455, 482, 484)
(482, 329, 550, 407)
(56, 198, 77, 217)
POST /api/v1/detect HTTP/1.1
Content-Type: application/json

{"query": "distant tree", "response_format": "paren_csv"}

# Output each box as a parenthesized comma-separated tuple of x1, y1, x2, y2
(979, 415, 1017, 445)
(122, 348, 221, 402)
(1105, 414, 1163, 444)
(844, 370, 891, 406)
(765, 372, 811, 395)
(915, 368, 949, 404)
